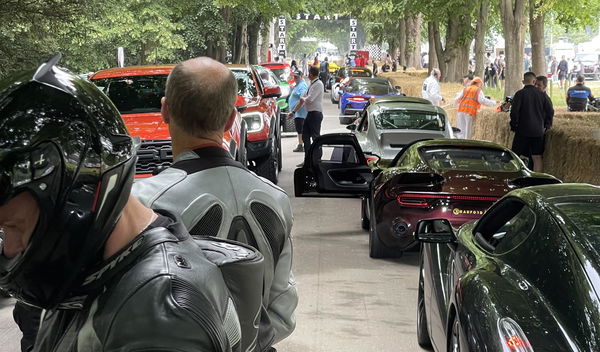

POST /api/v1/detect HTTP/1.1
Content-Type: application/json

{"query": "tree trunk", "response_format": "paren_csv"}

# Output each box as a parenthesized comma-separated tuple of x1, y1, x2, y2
(259, 21, 269, 63)
(240, 23, 248, 64)
(427, 22, 438, 74)
(404, 14, 422, 68)
(433, 21, 444, 73)
(248, 19, 260, 64)
(232, 25, 243, 64)
(529, 0, 545, 76)
(501, 0, 527, 96)
(474, 0, 490, 78)
(398, 18, 407, 67)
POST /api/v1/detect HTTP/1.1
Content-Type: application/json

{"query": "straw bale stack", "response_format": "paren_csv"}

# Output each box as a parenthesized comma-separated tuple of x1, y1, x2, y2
(472, 110, 600, 184)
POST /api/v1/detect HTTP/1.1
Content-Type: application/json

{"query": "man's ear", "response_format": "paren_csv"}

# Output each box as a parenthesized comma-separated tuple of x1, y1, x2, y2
(224, 108, 237, 132)
(161, 96, 170, 124)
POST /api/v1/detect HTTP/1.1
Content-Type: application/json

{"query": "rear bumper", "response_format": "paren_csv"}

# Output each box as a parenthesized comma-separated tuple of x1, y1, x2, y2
(375, 200, 490, 251)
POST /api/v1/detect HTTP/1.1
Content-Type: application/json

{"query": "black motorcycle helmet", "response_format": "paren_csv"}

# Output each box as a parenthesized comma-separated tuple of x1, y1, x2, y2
(0, 54, 137, 309)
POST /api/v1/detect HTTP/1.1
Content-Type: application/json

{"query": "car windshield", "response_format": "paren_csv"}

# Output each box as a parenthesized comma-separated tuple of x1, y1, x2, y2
(419, 146, 521, 171)
(348, 69, 372, 77)
(269, 67, 290, 82)
(374, 110, 446, 131)
(348, 81, 392, 95)
(91, 75, 166, 114)
(556, 202, 600, 238)
(232, 70, 257, 98)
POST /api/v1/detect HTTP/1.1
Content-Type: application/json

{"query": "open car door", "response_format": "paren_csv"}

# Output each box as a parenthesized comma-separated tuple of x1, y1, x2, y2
(294, 133, 372, 197)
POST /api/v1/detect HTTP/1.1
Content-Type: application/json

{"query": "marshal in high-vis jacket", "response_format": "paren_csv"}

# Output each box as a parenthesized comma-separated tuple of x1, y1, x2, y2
(133, 146, 298, 350)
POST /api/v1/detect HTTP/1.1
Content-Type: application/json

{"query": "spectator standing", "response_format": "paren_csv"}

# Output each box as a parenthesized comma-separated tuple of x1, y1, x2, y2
(133, 57, 298, 351)
(301, 54, 309, 77)
(422, 53, 429, 68)
(422, 68, 445, 106)
(549, 56, 558, 83)
(319, 57, 330, 91)
(289, 71, 308, 152)
(290, 59, 299, 73)
(510, 72, 554, 172)
(313, 54, 319, 66)
(454, 77, 498, 139)
(372, 59, 378, 75)
(289, 65, 324, 166)
(558, 56, 568, 89)
(566, 75, 594, 111)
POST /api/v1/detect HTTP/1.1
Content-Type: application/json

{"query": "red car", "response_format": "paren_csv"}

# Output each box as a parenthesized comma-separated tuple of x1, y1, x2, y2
(227, 65, 282, 183)
(260, 62, 295, 87)
(89, 65, 247, 177)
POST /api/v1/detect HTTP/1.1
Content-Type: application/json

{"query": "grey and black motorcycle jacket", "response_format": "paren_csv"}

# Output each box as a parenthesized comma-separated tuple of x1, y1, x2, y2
(33, 211, 265, 352)
(133, 146, 298, 349)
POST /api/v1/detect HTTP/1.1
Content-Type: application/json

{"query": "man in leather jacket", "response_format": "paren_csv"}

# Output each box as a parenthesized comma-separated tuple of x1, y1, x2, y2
(133, 57, 298, 351)
(0, 55, 262, 351)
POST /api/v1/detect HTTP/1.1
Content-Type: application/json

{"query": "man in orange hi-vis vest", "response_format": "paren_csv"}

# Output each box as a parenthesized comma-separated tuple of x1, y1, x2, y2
(454, 77, 498, 139)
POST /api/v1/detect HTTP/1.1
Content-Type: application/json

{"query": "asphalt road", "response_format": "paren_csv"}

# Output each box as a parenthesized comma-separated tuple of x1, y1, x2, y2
(0, 91, 425, 352)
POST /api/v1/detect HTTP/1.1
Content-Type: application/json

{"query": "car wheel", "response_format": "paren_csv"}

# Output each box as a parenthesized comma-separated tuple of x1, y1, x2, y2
(448, 316, 461, 352)
(361, 197, 370, 230)
(417, 250, 432, 348)
(283, 114, 296, 132)
(254, 138, 278, 184)
(236, 122, 248, 168)
(331, 92, 338, 104)
(339, 115, 353, 125)
(368, 195, 401, 259)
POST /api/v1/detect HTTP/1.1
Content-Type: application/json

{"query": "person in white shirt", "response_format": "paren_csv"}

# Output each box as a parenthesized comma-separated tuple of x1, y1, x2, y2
(422, 68, 445, 106)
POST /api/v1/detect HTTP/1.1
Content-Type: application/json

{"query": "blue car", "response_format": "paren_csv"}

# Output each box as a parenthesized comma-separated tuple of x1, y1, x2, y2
(339, 78, 403, 124)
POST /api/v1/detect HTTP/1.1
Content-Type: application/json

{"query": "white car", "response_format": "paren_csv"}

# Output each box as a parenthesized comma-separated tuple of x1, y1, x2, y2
(346, 96, 458, 163)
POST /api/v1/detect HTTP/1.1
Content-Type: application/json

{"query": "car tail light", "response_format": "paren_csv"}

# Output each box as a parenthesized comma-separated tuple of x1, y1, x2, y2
(396, 193, 499, 208)
(498, 317, 534, 352)
(348, 96, 367, 102)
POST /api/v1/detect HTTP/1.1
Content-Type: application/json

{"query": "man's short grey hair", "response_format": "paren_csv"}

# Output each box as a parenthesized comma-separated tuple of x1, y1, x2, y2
(166, 59, 238, 136)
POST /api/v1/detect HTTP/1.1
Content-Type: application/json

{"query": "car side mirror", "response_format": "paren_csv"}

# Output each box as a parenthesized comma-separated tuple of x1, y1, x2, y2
(415, 219, 455, 243)
(346, 124, 357, 131)
(452, 127, 462, 134)
(263, 86, 282, 99)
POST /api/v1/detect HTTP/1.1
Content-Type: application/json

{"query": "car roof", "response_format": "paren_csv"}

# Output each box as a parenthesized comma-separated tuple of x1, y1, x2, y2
(351, 78, 389, 84)
(517, 184, 600, 205)
(91, 65, 175, 79)
(226, 64, 251, 70)
(370, 100, 446, 115)
(260, 63, 289, 68)
(412, 138, 511, 150)
(371, 96, 431, 105)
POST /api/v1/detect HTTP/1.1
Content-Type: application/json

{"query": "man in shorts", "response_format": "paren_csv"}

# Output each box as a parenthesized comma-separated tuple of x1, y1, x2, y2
(510, 72, 554, 172)
(288, 70, 308, 152)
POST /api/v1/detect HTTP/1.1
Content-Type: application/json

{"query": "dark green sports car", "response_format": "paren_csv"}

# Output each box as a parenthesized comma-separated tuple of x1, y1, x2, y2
(415, 183, 600, 351)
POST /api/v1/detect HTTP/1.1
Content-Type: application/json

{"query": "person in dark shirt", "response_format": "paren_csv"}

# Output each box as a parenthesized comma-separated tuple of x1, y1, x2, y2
(319, 57, 330, 92)
(510, 72, 554, 172)
(557, 56, 569, 89)
(566, 75, 594, 111)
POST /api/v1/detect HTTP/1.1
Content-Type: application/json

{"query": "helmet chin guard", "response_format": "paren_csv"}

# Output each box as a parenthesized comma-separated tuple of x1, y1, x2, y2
(0, 54, 136, 308)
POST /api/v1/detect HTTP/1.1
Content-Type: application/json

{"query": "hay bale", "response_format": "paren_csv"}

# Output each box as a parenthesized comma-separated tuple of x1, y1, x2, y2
(472, 111, 600, 184)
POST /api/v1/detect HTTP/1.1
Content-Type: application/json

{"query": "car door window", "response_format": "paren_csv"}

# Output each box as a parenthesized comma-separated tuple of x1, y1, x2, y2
(476, 200, 536, 254)
(357, 111, 369, 132)
(319, 144, 361, 164)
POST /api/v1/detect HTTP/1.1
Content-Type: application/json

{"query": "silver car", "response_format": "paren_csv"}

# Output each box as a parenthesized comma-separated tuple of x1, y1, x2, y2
(346, 96, 457, 163)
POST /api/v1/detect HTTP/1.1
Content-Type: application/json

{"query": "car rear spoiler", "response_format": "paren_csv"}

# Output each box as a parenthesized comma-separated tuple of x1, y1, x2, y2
(509, 175, 562, 188)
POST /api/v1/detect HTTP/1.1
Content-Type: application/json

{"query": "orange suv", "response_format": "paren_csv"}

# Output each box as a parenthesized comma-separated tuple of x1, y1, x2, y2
(89, 65, 247, 177)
